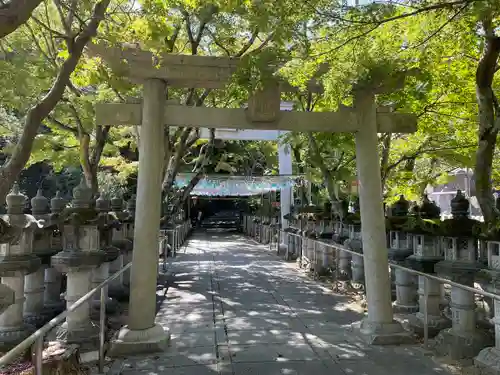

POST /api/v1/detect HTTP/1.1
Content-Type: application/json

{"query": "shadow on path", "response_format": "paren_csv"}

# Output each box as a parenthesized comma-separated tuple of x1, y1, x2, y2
(112, 230, 452, 375)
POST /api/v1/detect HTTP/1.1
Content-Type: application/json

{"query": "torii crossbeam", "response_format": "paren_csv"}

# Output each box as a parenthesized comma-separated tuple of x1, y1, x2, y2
(91, 43, 417, 355)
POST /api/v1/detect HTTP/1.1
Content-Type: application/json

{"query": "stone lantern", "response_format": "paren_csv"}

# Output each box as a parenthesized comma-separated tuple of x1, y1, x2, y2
(290, 211, 303, 258)
(44, 191, 65, 314)
(316, 204, 335, 273)
(24, 189, 59, 327)
(92, 195, 120, 314)
(282, 213, 295, 259)
(108, 196, 132, 301)
(51, 179, 106, 344)
(125, 195, 136, 242)
(334, 201, 361, 281)
(434, 190, 488, 359)
(300, 206, 317, 271)
(407, 195, 449, 336)
(475, 201, 500, 371)
(345, 198, 363, 285)
(387, 195, 417, 313)
(122, 195, 136, 289)
(331, 199, 349, 244)
(0, 184, 41, 349)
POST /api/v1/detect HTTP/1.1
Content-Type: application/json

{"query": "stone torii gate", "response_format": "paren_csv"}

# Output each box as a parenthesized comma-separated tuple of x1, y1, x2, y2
(91, 43, 417, 354)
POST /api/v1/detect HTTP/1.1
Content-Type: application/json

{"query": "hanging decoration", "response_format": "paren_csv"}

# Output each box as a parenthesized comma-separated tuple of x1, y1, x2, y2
(174, 174, 304, 197)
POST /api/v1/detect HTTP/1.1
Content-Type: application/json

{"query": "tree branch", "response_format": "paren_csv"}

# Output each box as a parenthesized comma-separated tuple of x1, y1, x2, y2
(0, 0, 111, 204)
(0, 0, 43, 39)
(46, 115, 78, 135)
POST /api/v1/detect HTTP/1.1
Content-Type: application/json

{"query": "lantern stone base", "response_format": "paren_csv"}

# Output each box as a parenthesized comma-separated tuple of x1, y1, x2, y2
(475, 347, 500, 374)
(24, 310, 50, 328)
(351, 253, 365, 285)
(0, 324, 34, 351)
(393, 301, 419, 314)
(433, 328, 492, 360)
(91, 297, 121, 317)
(408, 312, 450, 337)
(56, 320, 100, 345)
(108, 324, 170, 357)
(278, 243, 287, 256)
(355, 319, 415, 345)
(109, 285, 130, 302)
(43, 300, 66, 319)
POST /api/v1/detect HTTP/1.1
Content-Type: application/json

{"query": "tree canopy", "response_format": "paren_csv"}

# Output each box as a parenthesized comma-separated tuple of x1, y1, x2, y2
(1, 0, 499, 225)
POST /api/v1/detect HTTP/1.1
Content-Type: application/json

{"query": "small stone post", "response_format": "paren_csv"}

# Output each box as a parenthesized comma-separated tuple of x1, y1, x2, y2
(0, 185, 41, 349)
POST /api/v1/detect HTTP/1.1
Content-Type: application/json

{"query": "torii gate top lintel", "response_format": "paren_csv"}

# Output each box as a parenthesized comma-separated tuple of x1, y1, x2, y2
(90, 43, 416, 134)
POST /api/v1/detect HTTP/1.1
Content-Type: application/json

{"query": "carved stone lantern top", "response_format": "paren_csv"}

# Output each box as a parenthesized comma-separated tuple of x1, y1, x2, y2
(392, 195, 409, 217)
(6, 183, 26, 215)
(50, 191, 66, 213)
(441, 192, 480, 238)
(451, 190, 469, 218)
(72, 179, 93, 209)
(0, 184, 42, 276)
(386, 195, 411, 234)
(31, 189, 60, 261)
(96, 195, 111, 213)
(95, 195, 120, 263)
(31, 189, 49, 217)
(127, 195, 136, 210)
(50, 178, 106, 272)
(111, 196, 123, 212)
(419, 195, 440, 219)
(3, 184, 41, 229)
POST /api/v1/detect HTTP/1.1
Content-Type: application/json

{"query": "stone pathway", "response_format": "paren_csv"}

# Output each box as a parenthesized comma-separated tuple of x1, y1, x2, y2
(108, 231, 452, 375)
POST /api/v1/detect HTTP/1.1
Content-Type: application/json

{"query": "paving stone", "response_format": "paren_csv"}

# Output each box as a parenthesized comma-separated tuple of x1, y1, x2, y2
(219, 342, 320, 363)
(231, 360, 335, 374)
(170, 331, 217, 349)
(224, 315, 306, 332)
(224, 329, 310, 346)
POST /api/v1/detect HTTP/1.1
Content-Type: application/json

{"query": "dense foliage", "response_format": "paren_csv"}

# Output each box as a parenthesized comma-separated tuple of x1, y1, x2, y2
(0, 0, 499, 225)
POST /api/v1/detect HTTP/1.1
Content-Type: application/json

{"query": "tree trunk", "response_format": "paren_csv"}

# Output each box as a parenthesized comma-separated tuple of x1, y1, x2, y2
(82, 166, 99, 196)
(380, 133, 391, 192)
(0, 0, 44, 39)
(0, 0, 111, 204)
(167, 129, 215, 217)
(474, 29, 500, 227)
(162, 127, 192, 193)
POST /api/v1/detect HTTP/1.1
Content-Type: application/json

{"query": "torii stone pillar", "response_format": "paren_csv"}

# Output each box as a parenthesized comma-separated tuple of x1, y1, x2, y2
(354, 92, 406, 343)
(109, 79, 169, 355)
(354, 91, 411, 344)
